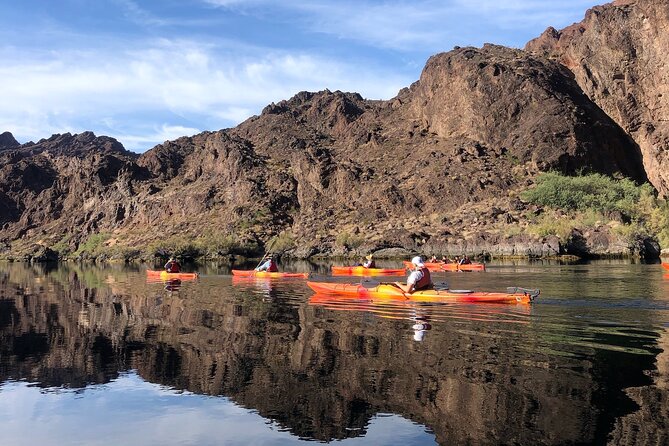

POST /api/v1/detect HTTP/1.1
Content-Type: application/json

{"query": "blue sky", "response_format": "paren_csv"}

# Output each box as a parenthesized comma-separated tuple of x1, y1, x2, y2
(0, 0, 598, 152)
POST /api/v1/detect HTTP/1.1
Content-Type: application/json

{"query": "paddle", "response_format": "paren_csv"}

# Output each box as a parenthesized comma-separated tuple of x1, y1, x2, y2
(255, 237, 277, 270)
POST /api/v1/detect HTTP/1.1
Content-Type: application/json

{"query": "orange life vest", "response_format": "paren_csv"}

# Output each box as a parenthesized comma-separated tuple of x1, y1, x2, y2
(414, 267, 432, 290)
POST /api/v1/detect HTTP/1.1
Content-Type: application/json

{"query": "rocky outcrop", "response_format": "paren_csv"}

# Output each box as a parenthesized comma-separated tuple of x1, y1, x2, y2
(526, 0, 669, 196)
(0, 131, 20, 149)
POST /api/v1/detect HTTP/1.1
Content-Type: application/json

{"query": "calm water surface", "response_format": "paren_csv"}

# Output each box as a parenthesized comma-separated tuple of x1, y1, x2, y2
(0, 260, 668, 445)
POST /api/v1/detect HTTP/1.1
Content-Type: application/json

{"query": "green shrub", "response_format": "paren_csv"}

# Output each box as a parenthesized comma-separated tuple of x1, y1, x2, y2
(522, 172, 669, 249)
(269, 232, 296, 253)
(147, 235, 201, 259)
(75, 233, 111, 257)
(521, 172, 645, 216)
(336, 231, 365, 250)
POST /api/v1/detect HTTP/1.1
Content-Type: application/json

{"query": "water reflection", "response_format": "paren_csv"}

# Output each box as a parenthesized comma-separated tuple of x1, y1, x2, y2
(0, 261, 668, 445)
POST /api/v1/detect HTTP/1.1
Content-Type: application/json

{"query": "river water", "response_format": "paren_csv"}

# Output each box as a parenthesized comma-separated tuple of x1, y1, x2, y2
(0, 260, 667, 445)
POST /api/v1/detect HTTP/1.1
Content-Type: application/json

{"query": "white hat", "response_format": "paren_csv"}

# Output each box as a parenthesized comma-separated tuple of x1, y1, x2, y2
(411, 256, 424, 267)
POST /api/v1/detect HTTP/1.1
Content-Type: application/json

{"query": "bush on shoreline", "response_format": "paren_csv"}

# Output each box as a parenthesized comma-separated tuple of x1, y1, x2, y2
(522, 172, 669, 248)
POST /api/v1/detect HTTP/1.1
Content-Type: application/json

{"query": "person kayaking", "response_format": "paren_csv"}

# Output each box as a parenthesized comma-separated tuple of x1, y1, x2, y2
(459, 255, 472, 265)
(255, 254, 279, 272)
(164, 257, 181, 273)
(362, 254, 376, 268)
(395, 256, 433, 294)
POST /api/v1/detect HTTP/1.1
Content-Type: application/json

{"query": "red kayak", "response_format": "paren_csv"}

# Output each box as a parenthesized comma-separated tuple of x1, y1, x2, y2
(147, 270, 199, 280)
(231, 269, 309, 278)
(331, 266, 406, 276)
(306, 281, 538, 304)
(403, 261, 486, 272)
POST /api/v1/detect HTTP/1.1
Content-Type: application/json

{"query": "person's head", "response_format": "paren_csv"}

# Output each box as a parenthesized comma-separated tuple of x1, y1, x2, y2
(366, 254, 373, 260)
(411, 256, 424, 269)
(169, 257, 175, 262)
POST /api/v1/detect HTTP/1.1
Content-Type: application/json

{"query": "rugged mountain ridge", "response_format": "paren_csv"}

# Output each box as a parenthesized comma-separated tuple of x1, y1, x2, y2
(526, 0, 669, 195)
(1, 0, 667, 260)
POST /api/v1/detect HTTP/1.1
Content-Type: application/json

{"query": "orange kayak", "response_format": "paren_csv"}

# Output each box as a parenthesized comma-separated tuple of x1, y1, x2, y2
(331, 266, 406, 276)
(147, 270, 199, 280)
(306, 281, 538, 304)
(403, 261, 486, 272)
(662, 263, 669, 271)
(231, 269, 309, 278)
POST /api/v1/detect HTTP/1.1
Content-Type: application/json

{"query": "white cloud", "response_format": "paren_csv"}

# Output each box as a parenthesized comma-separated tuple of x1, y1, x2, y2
(0, 39, 410, 152)
(200, 0, 598, 50)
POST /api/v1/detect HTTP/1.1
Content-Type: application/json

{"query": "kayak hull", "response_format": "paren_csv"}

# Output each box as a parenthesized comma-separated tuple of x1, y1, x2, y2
(306, 281, 538, 304)
(403, 261, 486, 272)
(662, 262, 669, 271)
(232, 269, 309, 278)
(147, 270, 199, 280)
(331, 266, 406, 276)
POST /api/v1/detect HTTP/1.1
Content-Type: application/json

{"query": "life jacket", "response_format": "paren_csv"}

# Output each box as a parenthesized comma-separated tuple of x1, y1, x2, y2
(267, 260, 278, 272)
(414, 267, 432, 290)
(166, 261, 180, 273)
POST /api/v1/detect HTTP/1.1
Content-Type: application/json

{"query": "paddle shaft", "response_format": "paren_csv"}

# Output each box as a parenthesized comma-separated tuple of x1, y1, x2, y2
(255, 238, 277, 269)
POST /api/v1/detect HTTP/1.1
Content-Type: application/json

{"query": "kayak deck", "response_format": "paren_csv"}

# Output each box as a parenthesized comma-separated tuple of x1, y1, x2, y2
(331, 266, 406, 276)
(306, 281, 539, 304)
(232, 269, 309, 278)
(146, 270, 199, 280)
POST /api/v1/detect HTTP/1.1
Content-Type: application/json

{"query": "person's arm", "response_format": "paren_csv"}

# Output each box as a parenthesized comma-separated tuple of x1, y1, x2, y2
(256, 259, 270, 271)
(396, 271, 418, 293)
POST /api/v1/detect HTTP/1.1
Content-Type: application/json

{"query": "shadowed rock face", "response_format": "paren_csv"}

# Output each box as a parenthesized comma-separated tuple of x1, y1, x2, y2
(526, 0, 669, 196)
(0, 131, 20, 149)
(0, 1, 661, 257)
(0, 264, 666, 445)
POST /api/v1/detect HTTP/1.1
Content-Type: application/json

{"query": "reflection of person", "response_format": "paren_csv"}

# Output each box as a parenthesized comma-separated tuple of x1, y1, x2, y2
(411, 309, 432, 342)
(255, 254, 278, 272)
(164, 279, 182, 292)
(395, 256, 433, 294)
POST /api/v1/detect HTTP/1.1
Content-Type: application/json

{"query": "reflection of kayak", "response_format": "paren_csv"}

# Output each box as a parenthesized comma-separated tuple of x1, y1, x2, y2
(402, 261, 485, 272)
(331, 266, 406, 276)
(306, 281, 538, 304)
(231, 270, 309, 278)
(662, 263, 669, 271)
(147, 270, 199, 280)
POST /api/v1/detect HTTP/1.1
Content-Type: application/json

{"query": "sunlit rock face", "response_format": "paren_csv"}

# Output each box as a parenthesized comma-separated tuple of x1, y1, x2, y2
(526, 0, 669, 196)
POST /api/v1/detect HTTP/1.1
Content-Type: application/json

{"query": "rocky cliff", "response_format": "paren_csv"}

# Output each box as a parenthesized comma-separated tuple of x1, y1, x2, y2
(526, 0, 669, 196)
(1, 0, 666, 260)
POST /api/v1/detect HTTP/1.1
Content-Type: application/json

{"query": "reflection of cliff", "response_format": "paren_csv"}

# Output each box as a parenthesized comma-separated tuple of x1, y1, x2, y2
(608, 327, 669, 445)
(0, 264, 663, 444)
